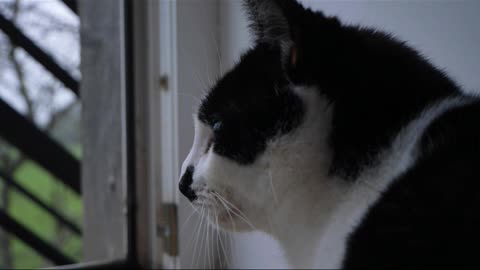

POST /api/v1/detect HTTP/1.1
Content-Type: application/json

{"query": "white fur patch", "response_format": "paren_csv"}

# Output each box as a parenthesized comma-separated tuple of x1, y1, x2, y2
(181, 115, 212, 175)
(310, 95, 469, 268)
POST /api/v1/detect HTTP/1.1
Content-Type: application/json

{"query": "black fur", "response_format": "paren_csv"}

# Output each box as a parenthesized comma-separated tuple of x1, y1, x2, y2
(198, 44, 304, 165)
(343, 102, 480, 268)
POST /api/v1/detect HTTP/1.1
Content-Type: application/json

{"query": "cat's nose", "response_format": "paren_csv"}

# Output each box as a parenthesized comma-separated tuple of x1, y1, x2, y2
(179, 166, 197, 201)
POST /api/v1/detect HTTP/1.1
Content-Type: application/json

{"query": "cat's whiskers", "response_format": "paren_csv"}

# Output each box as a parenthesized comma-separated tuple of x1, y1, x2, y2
(213, 193, 252, 226)
(201, 39, 214, 88)
(213, 208, 220, 268)
(212, 192, 254, 223)
(265, 208, 277, 236)
(208, 208, 216, 269)
(186, 204, 202, 269)
(210, 29, 224, 76)
(205, 194, 220, 269)
(177, 92, 202, 103)
(211, 192, 257, 230)
(268, 168, 279, 205)
(206, 208, 212, 269)
(215, 195, 238, 266)
(226, 216, 237, 266)
(191, 203, 206, 268)
(214, 207, 230, 268)
(211, 192, 233, 221)
(199, 209, 207, 269)
(180, 203, 201, 233)
(229, 236, 236, 268)
(193, 193, 228, 269)
(212, 192, 237, 230)
(177, 41, 211, 106)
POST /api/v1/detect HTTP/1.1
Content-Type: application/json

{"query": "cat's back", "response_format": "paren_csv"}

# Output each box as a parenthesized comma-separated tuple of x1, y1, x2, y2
(343, 97, 480, 268)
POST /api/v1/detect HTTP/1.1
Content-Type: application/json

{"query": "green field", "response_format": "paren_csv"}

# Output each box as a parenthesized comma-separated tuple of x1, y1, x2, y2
(4, 146, 83, 269)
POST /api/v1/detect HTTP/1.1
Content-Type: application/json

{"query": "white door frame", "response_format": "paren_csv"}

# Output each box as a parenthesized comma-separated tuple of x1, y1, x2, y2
(144, 0, 223, 268)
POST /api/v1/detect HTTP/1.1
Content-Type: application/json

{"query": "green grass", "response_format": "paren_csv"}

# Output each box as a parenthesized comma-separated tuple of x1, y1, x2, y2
(5, 145, 83, 269)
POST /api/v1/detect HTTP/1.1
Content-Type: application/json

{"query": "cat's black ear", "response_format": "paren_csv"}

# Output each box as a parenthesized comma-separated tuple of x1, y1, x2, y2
(243, 0, 308, 68)
(244, 0, 285, 43)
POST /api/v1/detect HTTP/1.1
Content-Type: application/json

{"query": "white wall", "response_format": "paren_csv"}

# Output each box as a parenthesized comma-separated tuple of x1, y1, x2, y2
(217, 0, 480, 268)
(303, 1, 480, 94)
(175, 1, 222, 268)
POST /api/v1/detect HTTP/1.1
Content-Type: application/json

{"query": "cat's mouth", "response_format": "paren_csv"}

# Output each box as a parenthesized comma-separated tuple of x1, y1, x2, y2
(191, 189, 255, 232)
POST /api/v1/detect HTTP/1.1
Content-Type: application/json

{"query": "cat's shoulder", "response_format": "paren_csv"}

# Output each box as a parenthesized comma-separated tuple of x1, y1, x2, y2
(343, 94, 480, 268)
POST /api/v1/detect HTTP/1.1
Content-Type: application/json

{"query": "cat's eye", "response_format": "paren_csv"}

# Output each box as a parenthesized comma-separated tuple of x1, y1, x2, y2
(212, 121, 222, 132)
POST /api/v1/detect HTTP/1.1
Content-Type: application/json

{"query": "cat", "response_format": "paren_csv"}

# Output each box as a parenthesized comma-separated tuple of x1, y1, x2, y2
(179, 0, 480, 268)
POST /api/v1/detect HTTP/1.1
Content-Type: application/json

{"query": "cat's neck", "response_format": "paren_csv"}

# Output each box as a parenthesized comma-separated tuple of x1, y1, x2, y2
(267, 174, 349, 268)
(264, 153, 371, 268)
(260, 86, 348, 268)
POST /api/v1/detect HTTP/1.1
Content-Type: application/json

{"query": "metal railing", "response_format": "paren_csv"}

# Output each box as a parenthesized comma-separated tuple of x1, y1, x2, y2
(0, 0, 80, 266)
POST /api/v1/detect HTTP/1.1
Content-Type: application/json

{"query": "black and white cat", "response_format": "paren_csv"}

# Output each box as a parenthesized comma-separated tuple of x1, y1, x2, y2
(179, 0, 480, 268)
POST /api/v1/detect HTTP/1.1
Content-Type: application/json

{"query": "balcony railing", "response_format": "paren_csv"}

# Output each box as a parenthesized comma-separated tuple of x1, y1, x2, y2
(0, 0, 80, 266)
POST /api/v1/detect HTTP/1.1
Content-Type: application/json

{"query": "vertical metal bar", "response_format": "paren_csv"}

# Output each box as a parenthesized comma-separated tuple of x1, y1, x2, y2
(124, 0, 138, 265)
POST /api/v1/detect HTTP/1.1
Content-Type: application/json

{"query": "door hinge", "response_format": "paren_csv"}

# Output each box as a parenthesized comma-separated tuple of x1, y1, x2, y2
(157, 203, 178, 256)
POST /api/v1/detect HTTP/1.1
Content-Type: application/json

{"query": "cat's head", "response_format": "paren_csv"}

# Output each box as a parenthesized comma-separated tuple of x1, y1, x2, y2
(179, 0, 339, 231)
(179, 0, 457, 235)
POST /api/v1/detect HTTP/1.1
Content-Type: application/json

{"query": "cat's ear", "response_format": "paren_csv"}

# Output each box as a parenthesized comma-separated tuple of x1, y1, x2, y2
(243, 0, 307, 68)
(243, 0, 289, 43)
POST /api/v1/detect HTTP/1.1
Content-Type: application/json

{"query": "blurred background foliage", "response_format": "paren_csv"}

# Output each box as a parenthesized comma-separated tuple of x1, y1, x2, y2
(0, 0, 82, 268)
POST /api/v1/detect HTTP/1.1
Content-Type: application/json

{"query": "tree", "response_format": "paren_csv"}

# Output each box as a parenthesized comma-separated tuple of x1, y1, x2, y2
(0, 0, 80, 267)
